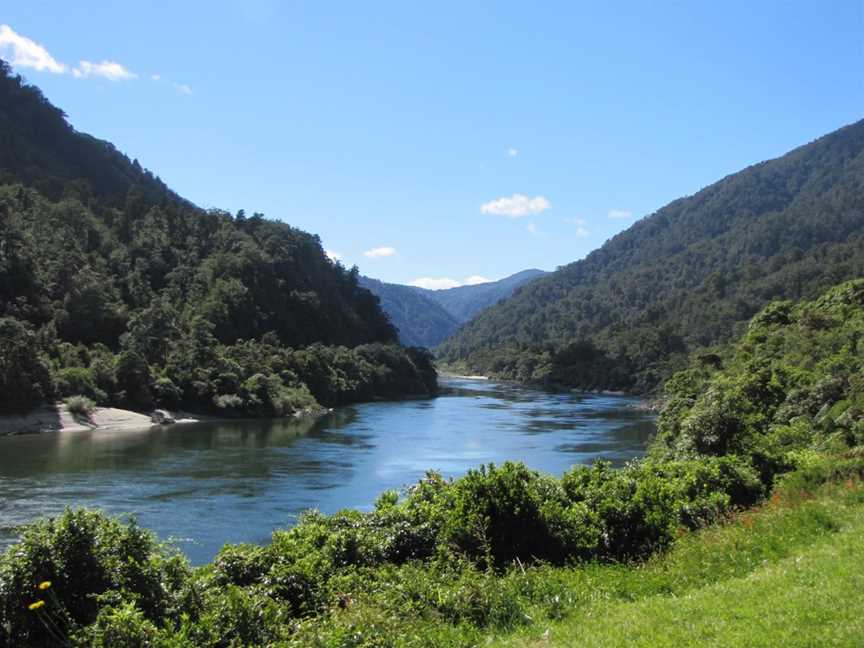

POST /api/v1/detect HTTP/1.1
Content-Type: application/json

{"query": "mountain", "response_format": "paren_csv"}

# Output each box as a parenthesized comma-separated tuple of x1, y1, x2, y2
(423, 269, 548, 323)
(358, 277, 460, 348)
(360, 269, 547, 348)
(438, 119, 864, 392)
(0, 59, 436, 416)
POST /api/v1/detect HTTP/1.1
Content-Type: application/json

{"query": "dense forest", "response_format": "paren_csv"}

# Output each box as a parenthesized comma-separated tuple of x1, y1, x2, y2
(358, 276, 460, 347)
(4, 280, 863, 646)
(0, 60, 436, 417)
(438, 120, 864, 393)
(360, 269, 547, 348)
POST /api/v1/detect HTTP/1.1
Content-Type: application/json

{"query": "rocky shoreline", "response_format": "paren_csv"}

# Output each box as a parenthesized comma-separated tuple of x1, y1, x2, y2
(0, 403, 332, 437)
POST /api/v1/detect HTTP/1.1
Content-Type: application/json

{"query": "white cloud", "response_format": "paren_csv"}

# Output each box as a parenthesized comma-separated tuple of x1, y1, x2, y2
(410, 275, 492, 290)
(463, 275, 490, 285)
(73, 60, 136, 81)
(364, 246, 396, 259)
(410, 277, 461, 290)
(481, 193, 551, 219)
(508, 148, 519, 157)
(173, 82, 193, 95)
(151, 74, 161, 81)
(0, 24, 66, 74)
(608, 209, 633, 220)
(325, 250, 342, 262)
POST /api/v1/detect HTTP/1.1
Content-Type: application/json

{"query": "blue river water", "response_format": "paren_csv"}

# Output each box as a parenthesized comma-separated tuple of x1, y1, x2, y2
(0, 377, 655, 563)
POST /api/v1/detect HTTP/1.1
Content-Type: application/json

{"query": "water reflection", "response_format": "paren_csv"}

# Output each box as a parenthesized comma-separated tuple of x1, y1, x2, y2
(0, 377, 655, 564)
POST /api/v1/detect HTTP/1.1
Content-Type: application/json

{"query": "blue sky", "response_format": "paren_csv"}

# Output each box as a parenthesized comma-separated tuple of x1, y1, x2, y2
(2, 1, 863, 287)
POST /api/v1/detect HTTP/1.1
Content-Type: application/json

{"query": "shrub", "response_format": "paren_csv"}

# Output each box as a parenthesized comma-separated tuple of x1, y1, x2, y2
(65, 395, 96, 419)
(0, 317, 53, 414)
(152, 376, 182, 409)
(0, 509, 190, 647)
(55, 367, 106, 402)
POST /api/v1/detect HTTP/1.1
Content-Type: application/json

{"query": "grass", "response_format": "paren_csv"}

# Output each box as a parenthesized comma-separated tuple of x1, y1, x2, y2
(492, 479, 864, 647)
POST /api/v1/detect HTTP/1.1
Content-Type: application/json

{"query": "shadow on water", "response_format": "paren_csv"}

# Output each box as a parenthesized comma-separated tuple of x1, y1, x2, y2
(0, 376, 656, 564)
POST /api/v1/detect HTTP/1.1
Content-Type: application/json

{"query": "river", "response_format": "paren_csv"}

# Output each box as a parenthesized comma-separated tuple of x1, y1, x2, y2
(0, 377, 655, 564)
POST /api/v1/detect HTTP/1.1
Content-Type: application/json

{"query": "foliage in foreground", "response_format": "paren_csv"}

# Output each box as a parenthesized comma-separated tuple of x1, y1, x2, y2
(4, 286, 864, 646)
(1, 456, 861, 647)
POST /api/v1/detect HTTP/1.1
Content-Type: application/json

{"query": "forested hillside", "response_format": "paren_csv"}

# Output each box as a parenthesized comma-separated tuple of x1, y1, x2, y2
(0, 60, 436, 416)
(360, 269, 547, 348)
(438, 120, 864, 392)
(423, 269, 547, 323)
(358, 277, 460, 347)
(6, 281, 864, 646)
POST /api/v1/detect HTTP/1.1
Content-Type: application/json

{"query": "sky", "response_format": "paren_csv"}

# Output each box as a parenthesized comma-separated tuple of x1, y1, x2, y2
(2, 1, 863, 288)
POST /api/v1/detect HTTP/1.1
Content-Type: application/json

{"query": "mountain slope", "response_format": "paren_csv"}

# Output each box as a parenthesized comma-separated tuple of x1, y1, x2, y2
(424, 269, 548, 323)
(0, 59, 436, 415)
(360, 269, 548, 348)
(438, 119, 864, 392)
(358, 277, 460, 347)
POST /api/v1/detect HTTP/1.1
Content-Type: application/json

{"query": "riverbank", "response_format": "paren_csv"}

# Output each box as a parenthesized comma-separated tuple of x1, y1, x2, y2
(0, 403, 216, 436)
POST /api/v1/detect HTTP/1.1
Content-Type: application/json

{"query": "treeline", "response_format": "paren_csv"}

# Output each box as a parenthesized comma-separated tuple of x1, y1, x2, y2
(438, 118, 864, 393)
(4, 281, 863, 645)
(0, 59, 435, 416)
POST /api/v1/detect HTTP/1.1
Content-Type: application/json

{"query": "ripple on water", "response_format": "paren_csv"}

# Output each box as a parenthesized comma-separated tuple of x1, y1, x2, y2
(0, 377, 655, 563)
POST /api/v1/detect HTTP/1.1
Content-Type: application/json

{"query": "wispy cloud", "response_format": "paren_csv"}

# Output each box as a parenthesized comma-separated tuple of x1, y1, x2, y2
(508, 147, 519, 157)
(565, 217, 590, 237)
(364, 246, 396, 259)
(0, 24, 192, 93)
(608, 209, 633, 220)
(481, 193, 551, 219)
(0, 24, 66, 74)
(463, 275, 490, 285)
(410, 275, 492, 290)
(325, 250, 342, 263)
(73, 60, 137, 81)
(526, 222, 538, 235)
(410, 277, 461, 290)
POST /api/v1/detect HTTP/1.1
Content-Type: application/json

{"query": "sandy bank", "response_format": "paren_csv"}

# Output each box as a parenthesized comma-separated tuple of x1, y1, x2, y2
(0, 404, 210, 436)
(439, 372, 489, 380)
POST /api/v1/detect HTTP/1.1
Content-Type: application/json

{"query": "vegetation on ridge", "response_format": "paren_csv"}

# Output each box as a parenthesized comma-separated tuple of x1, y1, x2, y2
(3, 280, 864, 646)
(438, 119, 864, 393)
(0, 59, 436, 417)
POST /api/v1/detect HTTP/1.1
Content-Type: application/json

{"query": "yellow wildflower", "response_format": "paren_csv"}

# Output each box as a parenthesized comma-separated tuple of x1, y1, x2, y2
(38, 581, 52, 590)
(28, 600, 45, 611)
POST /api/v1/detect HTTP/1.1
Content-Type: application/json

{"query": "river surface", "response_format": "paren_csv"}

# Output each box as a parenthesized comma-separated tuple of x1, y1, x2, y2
(0, 377, 655, 564)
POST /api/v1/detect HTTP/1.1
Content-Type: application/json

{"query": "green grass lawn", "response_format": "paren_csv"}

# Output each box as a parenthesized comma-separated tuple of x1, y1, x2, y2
(494, 481, 864, 647)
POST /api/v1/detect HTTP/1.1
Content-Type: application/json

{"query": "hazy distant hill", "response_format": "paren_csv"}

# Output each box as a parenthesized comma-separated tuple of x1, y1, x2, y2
(423, 269, 548, 323)
(358, 277, 460, 348)
(360, 270, 547, 347)
(438, 119, 864, 392)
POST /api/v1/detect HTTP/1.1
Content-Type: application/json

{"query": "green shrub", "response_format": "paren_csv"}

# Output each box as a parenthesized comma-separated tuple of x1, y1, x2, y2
(0, 509, 190, 647)
(55, 367, 107, 402)
(0, 317, 53, 414)
(75, 601, 159, 648)
(65, 395, 96, 419)
(152, 376, 182, 409)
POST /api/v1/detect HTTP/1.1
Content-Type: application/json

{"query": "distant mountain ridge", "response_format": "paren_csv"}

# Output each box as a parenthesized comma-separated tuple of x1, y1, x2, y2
(423, 269, 548, 323)
(360, 269, 547, 347)
(438, 119, 864, 392)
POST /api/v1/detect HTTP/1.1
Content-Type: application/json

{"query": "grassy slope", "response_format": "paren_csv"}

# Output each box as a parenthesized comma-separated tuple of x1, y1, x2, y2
(494, 477, 864, 648)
